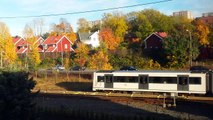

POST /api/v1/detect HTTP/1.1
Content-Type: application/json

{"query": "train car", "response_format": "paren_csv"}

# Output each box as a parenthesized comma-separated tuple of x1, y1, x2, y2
(92, 70, 207, 94)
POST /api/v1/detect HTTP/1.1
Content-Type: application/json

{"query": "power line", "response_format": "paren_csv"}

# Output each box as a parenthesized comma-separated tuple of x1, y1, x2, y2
(0, 0, 172, 19)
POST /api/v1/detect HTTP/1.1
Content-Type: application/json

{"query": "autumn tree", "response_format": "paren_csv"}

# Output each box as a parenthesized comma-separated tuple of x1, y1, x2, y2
(0, 22, 17, 68)
(88, 51, 112, 70)
(77, 18, 91, 33)
(50, 18, 76, 43)
(23, 24, 41, 70)
(99, 28, 121, 51)
(193, 19, 210, 46)
(102, 12, 128, 41)
(74, 43, 89, 68)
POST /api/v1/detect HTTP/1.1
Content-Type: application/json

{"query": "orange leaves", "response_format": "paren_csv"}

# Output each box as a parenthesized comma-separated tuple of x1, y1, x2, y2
(194, 20, 210, 46)
(66, 31, 77, 43)
(88, 51, 112, 70)
(99, 28, 121, 51)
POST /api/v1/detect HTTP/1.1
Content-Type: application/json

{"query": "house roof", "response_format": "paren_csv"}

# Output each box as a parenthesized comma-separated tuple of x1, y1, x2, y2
(13, 37, 43, 47)
(43, 35, 72, 45)
(45, 46, 57, 52)
(16, 47, 28, 54)
(16, 39, 28, 46)
(78, 32, 94, 42)
(38, 47, 43, 52)
(34, 37, 44, 46)
(43, 36, 61, 44)
(12, 37, 24, 45)
(156, 32, 167, 38)
(144, 32, 167, 42)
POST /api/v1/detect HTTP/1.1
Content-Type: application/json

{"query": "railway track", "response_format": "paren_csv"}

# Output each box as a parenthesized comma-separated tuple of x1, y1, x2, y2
(34, 89, 213, 105)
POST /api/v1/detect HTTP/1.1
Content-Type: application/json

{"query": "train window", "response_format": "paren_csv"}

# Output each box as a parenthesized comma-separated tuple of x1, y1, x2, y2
(189, 77, 201, 84)
(139, 75, 148, 84)
(114, 76, 138, 83)
(127, 77, 138, 83)
(97, 76, 104, 82)
(105, 75, 113, 83)
(149, 77, 177, 84)
(178, 76, 188, 85)
(114, 76, 126, 82)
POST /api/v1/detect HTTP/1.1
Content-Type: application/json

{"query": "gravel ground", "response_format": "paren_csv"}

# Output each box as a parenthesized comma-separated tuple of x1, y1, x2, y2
(35, 94, 213, 120)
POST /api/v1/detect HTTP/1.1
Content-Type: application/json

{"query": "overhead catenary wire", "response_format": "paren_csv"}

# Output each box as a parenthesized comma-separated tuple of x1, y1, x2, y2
(0, 0, 173, 19)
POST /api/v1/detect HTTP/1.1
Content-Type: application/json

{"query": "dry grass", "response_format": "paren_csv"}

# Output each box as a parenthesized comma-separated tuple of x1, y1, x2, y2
(32, 71, 92, 92)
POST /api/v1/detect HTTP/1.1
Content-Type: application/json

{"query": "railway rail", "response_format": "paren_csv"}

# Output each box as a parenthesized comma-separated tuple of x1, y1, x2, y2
(33, 89, 213, 102)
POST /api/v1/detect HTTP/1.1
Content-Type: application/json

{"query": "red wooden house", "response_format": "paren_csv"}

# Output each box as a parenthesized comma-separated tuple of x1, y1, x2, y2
(143, 32, 167, 49)
(34, 37, 45, 52)
(12, 36, 45, 54)
(12, 36, 28, 54)
(42, 35, 74, 52)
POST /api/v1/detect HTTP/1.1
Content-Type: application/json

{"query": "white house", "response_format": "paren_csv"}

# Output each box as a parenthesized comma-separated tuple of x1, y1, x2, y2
(78, 31, 100, 48)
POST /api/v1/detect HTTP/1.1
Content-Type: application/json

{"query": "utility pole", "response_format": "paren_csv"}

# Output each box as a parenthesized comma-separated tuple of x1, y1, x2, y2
(61, 39, 63, 66)
(186, 29, 192, 67)
(0, 51, 2, 68)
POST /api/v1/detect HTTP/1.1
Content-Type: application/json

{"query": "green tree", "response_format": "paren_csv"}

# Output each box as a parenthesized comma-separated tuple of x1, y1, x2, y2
(102, 12, 128, 41)
(164, 30, 199, 68)
(128, 12, 154, 40)
(141, 9, 174, 32)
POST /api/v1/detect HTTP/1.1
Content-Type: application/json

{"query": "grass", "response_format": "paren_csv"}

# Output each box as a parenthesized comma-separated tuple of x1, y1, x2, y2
(33, 71, 92, 92)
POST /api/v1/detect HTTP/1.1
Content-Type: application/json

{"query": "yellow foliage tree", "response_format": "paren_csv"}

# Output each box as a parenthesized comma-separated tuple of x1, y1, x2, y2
(66, 31, 76, 43)
(0, 22, 17, 68)
(23, 24, 41, 69)
(88, 51, 112, 70)
(102, 12, 128, 41)
(74, 43, 89, 67)
(148, 59, 161, 69)
(194, 20, 210, 46)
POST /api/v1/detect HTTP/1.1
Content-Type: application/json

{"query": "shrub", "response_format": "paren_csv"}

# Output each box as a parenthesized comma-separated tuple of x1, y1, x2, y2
(0, 71, 36, 120)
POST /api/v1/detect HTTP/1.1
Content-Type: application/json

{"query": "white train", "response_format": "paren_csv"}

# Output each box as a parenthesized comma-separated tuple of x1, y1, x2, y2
(92, 70, 212, 95)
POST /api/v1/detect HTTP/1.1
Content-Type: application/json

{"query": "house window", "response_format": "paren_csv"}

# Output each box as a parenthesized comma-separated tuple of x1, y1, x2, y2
(65, 44, 67, 49)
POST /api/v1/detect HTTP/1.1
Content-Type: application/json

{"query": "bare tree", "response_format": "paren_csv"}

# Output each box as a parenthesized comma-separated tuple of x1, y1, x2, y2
(31, 18, 45, 36)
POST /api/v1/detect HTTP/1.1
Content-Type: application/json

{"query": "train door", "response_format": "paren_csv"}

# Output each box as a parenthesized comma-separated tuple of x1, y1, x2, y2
(177, 75, 189, 91)
(138, 75, 149, 89)
(104, 74, 113, 88)
(209, 71, 213, 94)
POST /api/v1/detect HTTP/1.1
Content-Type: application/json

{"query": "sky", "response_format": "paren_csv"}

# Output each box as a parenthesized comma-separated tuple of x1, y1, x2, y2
(0, 0, 213, 37)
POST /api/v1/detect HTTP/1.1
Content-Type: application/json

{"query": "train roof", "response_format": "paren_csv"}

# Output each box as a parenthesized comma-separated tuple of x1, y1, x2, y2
(95, 70, 206, 74)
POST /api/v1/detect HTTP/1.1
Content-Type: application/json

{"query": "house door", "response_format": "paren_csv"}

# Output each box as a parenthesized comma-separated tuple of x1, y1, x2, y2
(177, 75, 189, 91)
(139, 75, 149, 89)
(104, 74, 113, 88)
